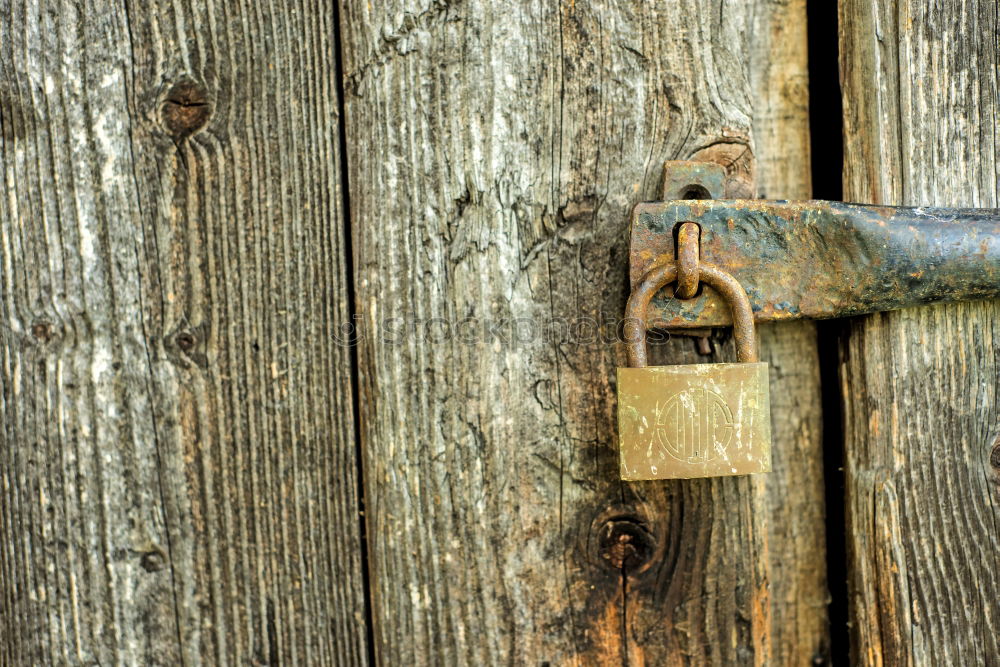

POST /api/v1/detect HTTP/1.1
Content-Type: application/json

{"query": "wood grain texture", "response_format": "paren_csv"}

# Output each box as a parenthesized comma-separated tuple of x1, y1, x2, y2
(839, 1, 1000, 664)
(0, 1, 366, 664)
(340, 0, 828, 663)
(751, 5, 831, 660)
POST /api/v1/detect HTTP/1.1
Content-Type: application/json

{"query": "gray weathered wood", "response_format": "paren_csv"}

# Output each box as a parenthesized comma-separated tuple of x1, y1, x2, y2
(840, 1, 1000, 663)
(340, 0, 828, 663)
(0, 2, 366, 664)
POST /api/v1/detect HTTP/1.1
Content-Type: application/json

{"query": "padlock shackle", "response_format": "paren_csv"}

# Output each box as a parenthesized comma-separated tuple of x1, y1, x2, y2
(624, 261, 758, 367)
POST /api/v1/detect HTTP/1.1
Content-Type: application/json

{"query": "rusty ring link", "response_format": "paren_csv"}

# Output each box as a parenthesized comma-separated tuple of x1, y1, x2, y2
(674, 221, 701, 299)
(624, 259, 758, 367)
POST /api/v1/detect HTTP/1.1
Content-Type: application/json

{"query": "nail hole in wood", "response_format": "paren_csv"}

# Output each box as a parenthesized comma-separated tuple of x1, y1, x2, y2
(140, 549, 166, 573)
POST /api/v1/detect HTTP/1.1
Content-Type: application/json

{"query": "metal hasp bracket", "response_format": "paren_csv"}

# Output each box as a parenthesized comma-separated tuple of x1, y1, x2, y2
(634, 162, 1000, 329)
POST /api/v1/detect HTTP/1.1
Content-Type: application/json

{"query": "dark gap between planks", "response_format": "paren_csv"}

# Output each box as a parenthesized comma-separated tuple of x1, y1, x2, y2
(807, 0, 849, 663)
(331, 1, 379, 663)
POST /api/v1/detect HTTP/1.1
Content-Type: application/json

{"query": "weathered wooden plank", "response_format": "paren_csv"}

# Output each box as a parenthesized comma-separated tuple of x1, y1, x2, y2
(750, 7, 832, 657)
(340, 0, 828, 663)
(0, 2, 366, 664)
(839, 1, 1000, 663)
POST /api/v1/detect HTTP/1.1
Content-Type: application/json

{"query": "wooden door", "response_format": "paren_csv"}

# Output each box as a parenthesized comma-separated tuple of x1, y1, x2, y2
(1, 0, 996, 665)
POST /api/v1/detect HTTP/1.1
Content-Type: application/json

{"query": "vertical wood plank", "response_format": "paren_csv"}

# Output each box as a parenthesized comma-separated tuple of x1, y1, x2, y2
(340, 0, 828, 663)
(839, 1, 1000, 663)
(750, 4, 830, 662)
(0, 2, 367, 664)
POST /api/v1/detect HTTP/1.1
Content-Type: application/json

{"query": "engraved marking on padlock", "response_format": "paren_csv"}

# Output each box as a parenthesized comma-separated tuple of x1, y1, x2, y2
(617, 259, 771, 480)
(657, 388, 733, 463)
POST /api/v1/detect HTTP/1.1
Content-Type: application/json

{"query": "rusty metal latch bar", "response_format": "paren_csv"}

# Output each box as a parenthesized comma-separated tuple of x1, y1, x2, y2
(632, 164, 1000, 329)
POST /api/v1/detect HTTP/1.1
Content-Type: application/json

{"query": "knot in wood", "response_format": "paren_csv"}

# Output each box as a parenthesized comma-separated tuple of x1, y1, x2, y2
(31, 321, 53, 342)
(174, 331, 197, 352)
(162, 80, 212, 138)
(990, 436, 1000, 472)
(598, 517, 654, 571)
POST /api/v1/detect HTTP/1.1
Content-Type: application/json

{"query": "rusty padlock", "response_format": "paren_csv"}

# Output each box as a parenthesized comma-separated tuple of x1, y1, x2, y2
(617, 259, 771, 480)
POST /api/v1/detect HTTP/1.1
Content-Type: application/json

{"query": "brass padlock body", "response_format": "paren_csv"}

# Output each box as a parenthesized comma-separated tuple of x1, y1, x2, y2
(618, 260, 771, 480)
(618, 361, 771, 480)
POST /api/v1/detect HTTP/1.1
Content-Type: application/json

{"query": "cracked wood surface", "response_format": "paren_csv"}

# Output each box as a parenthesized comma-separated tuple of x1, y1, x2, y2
(0, 1, 366, 664)
(840, 1, 1000, 664)
(341, 0, 829, 663)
